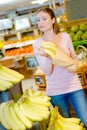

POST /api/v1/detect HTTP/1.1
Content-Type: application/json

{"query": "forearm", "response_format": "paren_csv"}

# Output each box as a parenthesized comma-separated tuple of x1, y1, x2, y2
(36, 55, 53, 76)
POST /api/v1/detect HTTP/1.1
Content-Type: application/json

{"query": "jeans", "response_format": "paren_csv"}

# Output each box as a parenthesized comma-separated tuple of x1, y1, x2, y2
(50, 89, 87, 128)
(0, 90, 11, 130)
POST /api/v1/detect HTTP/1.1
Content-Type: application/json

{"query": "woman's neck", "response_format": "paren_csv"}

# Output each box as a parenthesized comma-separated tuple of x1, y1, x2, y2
(42, 30, 56, 42)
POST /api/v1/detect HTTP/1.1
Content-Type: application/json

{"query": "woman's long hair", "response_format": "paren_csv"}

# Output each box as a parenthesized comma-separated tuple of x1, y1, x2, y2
(36, 7, 60, 34)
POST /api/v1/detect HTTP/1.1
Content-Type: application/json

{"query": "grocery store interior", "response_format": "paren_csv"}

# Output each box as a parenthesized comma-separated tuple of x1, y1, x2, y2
(0, 0, 87, 129)
(0, 0, 67, 93)
(0, 0, 87, 112)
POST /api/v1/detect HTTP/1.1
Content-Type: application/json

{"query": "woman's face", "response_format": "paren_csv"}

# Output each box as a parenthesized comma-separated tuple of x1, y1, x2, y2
(36, 11, 54, 32)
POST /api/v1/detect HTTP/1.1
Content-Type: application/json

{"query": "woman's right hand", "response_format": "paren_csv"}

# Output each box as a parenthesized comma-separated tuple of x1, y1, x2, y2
(38, 47, 51, 58)
(38, 47, 45, 56)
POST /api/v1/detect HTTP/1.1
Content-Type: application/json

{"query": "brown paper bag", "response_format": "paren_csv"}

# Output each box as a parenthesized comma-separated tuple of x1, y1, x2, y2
(53, 47, 74, 67)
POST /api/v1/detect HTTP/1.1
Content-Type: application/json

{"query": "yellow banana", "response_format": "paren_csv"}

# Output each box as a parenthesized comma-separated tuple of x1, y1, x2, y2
(25, 89, 51, 102)
(20, 92, 51, 107)
(24, 89, 43, 97)
(33, 91, 43, 96)
(3, 102, 19, 130)
(19, 100, 45, 121)
(41, 42, 57, 49)
(24, 99, 50, 119)
(0, 65, 24, 80)
(0, 78, 13, 91)
(42, 48, 55, 59)
(41, 43, 57, 54)
(48, 107, 58, 129)
(58, 112, 81, 125)
(27, 96, 51, 107)
(0, 69, 20, 84)
(28, 94, 51, 102)
(13, 102, 33, 129)
(9, 102, 26, 130)
(0, 102, 11, 129)
(56, 119, 83, 130)
(28, 99, 49, 111)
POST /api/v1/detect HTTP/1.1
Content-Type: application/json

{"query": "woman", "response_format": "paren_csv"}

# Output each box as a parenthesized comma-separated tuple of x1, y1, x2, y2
(33, 7, 87, 128)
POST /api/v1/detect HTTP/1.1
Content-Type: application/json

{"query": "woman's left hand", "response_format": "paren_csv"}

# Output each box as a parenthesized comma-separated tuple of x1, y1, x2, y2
(66, 61, 79, 73)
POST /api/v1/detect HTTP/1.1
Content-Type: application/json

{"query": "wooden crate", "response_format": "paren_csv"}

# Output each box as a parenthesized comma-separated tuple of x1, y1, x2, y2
(9, 82, 23, 102)
(33, 68, 46, 91)
(0, 58, 14, 68)
(34, 74, 46, 87)
(83, 69, 87, 84)
(77, 70, 85, 86)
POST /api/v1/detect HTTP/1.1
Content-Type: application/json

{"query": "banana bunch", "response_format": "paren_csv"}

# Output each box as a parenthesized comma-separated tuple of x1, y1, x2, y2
(47, 107, 84, 130)
(0, 90, 51, 130)
(22, 89, 51, 107)
(0, 78, 13, 91)
(0, 65, 24, 91)
(41, 42, 86, 72)
(41, 42, 57, 59)
(0, 101, 32, 130)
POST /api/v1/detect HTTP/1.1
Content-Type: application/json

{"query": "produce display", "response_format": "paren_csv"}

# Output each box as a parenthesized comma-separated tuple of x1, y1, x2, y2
(67, 23, 87, 50)
(0, 90, 51, 130)
(73, 40, 87, 51)
(4, 35, 40, 45)
(40, 42, 87, 72)
(48, 106, 85, 130)
(0, 39, 4, 49)
(0, 65, 24, 91)
(5, 45, 33, 56)
(0, 89, 86, 130)
(68, 24, 87, 42)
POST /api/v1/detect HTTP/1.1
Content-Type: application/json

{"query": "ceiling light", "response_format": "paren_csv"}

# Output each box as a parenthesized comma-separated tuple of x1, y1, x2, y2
(0, 0, 13, 4)
(32, 0, 48, 5)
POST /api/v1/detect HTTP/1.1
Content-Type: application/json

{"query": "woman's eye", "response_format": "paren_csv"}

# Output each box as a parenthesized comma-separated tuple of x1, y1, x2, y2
(36, 17, 47, 23)
(43, 18, 47, 20)
(36, 19, 40, 22)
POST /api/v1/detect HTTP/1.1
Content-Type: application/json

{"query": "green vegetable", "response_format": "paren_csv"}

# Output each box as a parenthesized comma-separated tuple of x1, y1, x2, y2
(71, 25, 79, 32)
(79, 24, 87, 32)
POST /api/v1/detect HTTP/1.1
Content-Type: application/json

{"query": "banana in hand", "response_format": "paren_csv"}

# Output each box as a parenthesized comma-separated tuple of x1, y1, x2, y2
(40, 42, 57, 59)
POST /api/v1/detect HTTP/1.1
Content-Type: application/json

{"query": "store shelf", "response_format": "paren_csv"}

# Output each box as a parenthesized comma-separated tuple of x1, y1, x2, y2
(64, 18, 87, 29)
(3, 40, 35, 50)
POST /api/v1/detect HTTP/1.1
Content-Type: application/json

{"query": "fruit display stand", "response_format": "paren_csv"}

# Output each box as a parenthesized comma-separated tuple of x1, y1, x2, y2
(0, 54, 35, 79)
(0, 38, 41, 79)
(63, 0, 87, 50)
(0, 89, 51, 130)
(0, 66, 86, 130)
(0, 57, 14, 68)
(0, 65, 25, 102)
(63, 18, 87, 49)
(0, 66, 25, 130)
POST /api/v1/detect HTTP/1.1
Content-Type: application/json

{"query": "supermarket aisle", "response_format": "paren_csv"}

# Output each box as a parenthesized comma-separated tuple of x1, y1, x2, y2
(22, 78, 38, 93)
